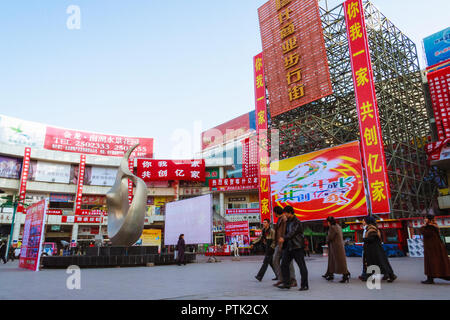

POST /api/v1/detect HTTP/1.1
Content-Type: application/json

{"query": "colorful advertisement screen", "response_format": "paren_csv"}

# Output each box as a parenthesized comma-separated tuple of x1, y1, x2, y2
(270, 141, 368, 221)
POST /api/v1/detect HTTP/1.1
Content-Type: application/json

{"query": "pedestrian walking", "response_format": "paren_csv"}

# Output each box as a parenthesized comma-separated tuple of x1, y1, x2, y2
(361, 216, 397, 282)
(277, 206, 309, 291)
(232, 241, 239, 257)
(323, 216, 350, 283)
(304, 237, 310, 257)
(272, 206, 297, 287)
(420, 214, 450, 284)
(176, 234, 186, 266)
(0, 241, 7, 264)
(251, 219, 277, 281)
(358, 222, 369, 281)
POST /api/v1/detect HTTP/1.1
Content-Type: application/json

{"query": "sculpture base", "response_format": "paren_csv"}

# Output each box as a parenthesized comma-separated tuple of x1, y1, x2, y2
(41, 246, 196, 268)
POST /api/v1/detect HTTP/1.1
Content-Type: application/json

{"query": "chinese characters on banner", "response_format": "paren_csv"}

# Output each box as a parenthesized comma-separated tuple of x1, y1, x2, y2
(74, 155, 87, 215)
(19, 199, 48, 271)
(44, 126, 153, 158)
(17, 147, 31, 213)
(427, 65, 450, 141)
(209, 177, 259, 191)
(258, 0, 333, 117)
(62, 215, 103, 224)
(226, 208, 260, 215)
(225, 221, 250, 237)
(344, 0, 390, 214)
(136, 159, 205, 182)
(128, 158, 134, 204)
(254, 53, 272, 222)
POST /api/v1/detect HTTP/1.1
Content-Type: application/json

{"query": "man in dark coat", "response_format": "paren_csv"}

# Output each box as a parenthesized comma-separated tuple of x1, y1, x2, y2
(277, 206, 309, 291)
(251, 218, 277, 281)
(362, 216, 397, 282)
(420, 215, 450, 284)
(0, 241, 7, 264)
(176, 234, 186, 266)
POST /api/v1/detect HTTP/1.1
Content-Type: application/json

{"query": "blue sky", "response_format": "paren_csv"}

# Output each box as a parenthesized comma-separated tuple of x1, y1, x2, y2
(0, 0, 448, 159)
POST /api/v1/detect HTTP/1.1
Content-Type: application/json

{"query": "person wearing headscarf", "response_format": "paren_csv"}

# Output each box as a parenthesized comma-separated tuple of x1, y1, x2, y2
(419, 215, 450, 284)
(361, 216, 397, 282)
(323, 216, 350, 283)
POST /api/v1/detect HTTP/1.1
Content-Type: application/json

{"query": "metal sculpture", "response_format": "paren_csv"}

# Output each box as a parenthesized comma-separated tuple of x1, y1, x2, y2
(107, 144, 147, 246)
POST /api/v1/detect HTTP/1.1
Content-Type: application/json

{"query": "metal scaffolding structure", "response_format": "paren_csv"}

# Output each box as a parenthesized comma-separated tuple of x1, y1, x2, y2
(269, 1, 434, 218)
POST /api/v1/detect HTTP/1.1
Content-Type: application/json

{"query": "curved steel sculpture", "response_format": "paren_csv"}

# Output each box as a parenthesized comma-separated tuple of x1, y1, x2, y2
(106, 144, 147, 246)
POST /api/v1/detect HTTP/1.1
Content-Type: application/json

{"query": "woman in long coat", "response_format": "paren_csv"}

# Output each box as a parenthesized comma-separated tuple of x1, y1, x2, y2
(176, 234, 186, 266)
(362, 216, 397, 282)
(323, 216, 350, 282)
(420, 215, 450, 284)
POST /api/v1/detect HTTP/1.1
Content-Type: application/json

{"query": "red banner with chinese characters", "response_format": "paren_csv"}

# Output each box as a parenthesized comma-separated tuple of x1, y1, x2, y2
(344, 0, 390, 214)
(254, 53, 272, 222)
(258, 0, 333, 117)
(62, 216, 103, 224)
(136, 159, 205, 182)
(79, 209, 107, 216)
(44, 126, 153, 158)
(209, 177, 259, 192)
(74, 155, 86, 215)
(225, 221, 250, 237)
(242, 138, 250, 177)
(19, 199, 47, 271)
(427, 65, 450, 140)
(17, 147, 31, 213)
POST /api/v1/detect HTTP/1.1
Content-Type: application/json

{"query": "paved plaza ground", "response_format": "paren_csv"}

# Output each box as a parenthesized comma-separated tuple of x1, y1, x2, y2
(0, 255, 448, 300)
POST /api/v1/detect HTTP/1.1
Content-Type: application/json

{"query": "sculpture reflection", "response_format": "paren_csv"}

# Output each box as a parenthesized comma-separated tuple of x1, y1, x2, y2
(106, 144, 147, 246)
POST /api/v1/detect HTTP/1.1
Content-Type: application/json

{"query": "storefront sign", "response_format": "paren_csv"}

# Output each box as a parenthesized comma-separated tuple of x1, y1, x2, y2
(140, 229, 162, 249)
(79, 209, 107, 216)
(209, 177, 259, 191)
(271, 141, 368, 221)
(17, 147, 31, 213)
(46, 209, 63, 215)
(19, 199, 48, 271)
(344, 0, 390, 214)
(49, 194, 74, 202)
(62, 216, 103, 223)
(136, 159, 205, 182)
(226, 208, 260, 215)
(74, 155, 86, 214)
(349, 221, 402, 230)
(228, 197, 246, 202)
(258, 0, 332, 117)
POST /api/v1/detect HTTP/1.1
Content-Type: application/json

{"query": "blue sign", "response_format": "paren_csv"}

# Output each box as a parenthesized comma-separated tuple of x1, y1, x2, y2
(423, 27, 450, 67)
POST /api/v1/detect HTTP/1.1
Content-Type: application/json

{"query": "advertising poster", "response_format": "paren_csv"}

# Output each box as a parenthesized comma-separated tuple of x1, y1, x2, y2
(136, 159, 205, 182)
(140, 229, 162, 251)
(90, 166, 118, 186)
(0, 156, 22, 179)
(19, 199, 48, 271)
(225, 221, 250, 248)
(423, 27, 450, 67)
(270, 141, 368, 221)
(35, 161, 71, 183)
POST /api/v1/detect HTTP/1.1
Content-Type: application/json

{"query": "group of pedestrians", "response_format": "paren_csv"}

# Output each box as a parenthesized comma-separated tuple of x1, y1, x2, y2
(252, 207, 450, 290)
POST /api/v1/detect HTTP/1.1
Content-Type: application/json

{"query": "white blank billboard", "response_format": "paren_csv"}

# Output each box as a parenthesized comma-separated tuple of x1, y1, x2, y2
(164, 194, 213, 245)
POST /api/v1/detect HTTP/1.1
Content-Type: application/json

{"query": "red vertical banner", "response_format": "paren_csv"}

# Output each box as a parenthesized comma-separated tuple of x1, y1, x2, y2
(241, 138, 250, 177)
(344, 0, 391, 214)
(74, 155, 87, 215)
(17, 147, 31, 213)
(254, 53, 272, 222)
(128, 158, 134, 204)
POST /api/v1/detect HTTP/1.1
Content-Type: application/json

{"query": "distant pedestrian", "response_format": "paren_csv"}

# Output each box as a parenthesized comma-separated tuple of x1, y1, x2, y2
(251, 219, 276, 281)
(176, 234, 186, 266)
(420, 214, 450, 284)
(361, 216, 397, 282)
(0, 241, 7, 264)
(277, 206, 309, 291)
(272, 206, 297, 287)
(358, 221, 369, 281)
(304, 237, 310, 257)
(232, 241, 239, 257)
(323, 216, 350, 283)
